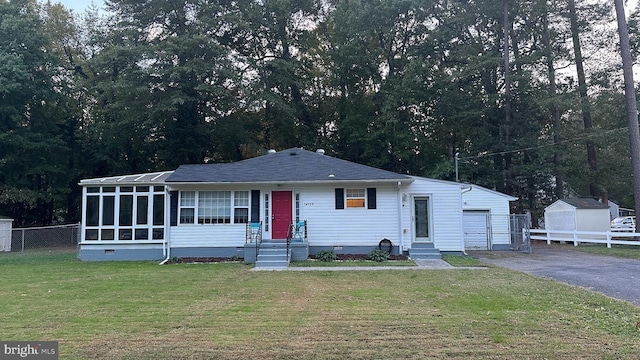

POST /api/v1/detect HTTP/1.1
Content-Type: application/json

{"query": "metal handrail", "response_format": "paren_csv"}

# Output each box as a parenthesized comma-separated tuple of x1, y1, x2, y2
(246, 222, 262, 259)
(286, 221, 294, 259)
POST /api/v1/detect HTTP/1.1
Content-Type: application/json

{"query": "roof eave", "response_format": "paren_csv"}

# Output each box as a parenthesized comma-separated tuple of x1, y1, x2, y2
(165, 178, 414, 186)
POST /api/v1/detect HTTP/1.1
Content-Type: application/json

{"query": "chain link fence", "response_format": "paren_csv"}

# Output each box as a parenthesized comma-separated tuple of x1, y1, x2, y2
(8, 224, 80, 252)
(509, 214, 531, 253)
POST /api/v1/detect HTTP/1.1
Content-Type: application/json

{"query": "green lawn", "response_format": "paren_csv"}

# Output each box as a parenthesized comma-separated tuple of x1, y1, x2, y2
(290, 259, 416, 267)
(1, 249, 640, 359)
(570, 243, 640, 260)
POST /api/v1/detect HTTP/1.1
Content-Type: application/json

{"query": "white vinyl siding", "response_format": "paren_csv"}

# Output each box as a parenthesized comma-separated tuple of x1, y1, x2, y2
(300, 184, 399, 247)
(170, 226, 246, 248)
(403, 177, 463, 252)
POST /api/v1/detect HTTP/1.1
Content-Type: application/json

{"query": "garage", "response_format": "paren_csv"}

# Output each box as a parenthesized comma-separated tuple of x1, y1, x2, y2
(463, 210, 490, 250)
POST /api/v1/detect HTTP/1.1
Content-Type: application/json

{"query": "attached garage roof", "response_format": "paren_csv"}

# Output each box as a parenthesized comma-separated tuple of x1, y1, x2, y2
(166, 148, 412, 183)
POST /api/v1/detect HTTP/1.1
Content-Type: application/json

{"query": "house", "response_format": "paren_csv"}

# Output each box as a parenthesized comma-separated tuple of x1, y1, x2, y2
(78, 148, 516, 262)
(544, 198, 611, 233)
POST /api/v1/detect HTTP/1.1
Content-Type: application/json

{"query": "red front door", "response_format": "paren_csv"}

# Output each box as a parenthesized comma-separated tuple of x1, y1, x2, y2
(272, 191, 292, 239)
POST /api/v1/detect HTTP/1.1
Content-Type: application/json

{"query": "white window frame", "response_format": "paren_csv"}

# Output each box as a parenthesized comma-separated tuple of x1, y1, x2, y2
(178, 190, 251, 225)
(234, 191, 249, 224)
(81, 185, 166, 242)
(345, 188, 366, 208)
(179, 191, 196, 224)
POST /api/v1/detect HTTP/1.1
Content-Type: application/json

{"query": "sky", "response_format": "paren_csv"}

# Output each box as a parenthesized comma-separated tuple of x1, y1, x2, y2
(56, 0, 104, 14)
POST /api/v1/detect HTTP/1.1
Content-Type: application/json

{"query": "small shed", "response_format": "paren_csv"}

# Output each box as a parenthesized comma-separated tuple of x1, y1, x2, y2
(544, 198, 610, 232)
(0, 216, 13, 252)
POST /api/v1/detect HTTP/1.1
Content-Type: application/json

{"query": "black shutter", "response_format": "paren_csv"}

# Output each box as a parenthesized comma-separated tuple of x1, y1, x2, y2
(169, 191, 178, 226)
(335, 188, 344, 209)
(367, 188, 377, 209)
(251, 190, 260, 223)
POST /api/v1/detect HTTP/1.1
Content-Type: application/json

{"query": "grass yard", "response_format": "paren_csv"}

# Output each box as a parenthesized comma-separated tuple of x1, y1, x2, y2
(1, 249, 640, 359)
(570, 243, 640, 260)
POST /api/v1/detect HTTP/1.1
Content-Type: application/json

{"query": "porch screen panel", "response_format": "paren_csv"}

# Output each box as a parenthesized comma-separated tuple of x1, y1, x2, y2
(153, 194, 165, 226)
(86, 196, 99, 226)
(137, 196, 148, 225)
(119, 195, 133, 226)
(102, 196, 115, 226)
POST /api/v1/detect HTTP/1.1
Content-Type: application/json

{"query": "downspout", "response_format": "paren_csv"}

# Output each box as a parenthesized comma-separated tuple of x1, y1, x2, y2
(460, 186, 472, 255)
(397, 181, 404, 254)
(159, 186, 172, 265)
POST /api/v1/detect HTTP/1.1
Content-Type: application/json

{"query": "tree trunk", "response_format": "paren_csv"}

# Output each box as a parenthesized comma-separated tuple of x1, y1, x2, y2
(542, 1, 564, 199)
(568, 0, 598, 198)
(502, 0, 512, 194)
(613, 0, 640, 219)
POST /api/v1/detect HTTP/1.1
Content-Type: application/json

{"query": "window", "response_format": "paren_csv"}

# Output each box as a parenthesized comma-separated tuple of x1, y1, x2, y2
(234, 191, 249, 224)
(86, 196, 99, 226)
(173, 190, 254, 225)
(346, 189, 365, 208)
(136, 196, 148, 225)
(180, 191, 196, 224)
(102, 196, 115, 226)
(119, 195, 133, 226)
(83, 185, 166, 242)
(264, 193, 269, 231)
(153, 194, 164, 226)
(198, 191, 231, 224)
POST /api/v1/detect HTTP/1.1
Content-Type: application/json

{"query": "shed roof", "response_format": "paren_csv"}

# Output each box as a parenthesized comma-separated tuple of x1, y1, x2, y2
(560, 198, 609, 209)
(166, 148, 412, 183)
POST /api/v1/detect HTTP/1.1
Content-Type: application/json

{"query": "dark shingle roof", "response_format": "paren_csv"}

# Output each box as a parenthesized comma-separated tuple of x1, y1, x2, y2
(166, 148, 412, 183)
(562, 198, 609, 209)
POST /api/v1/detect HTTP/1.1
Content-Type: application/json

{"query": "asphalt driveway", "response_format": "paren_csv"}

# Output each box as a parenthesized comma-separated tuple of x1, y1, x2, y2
(472, 243, 640, 306)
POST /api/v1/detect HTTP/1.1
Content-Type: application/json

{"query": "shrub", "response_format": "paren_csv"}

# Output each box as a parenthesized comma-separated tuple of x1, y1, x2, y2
(367, 249, 389, 262)
(316, 250, 338, 262)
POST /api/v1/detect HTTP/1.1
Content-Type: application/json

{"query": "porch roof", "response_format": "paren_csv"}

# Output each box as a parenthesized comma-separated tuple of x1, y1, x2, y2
(79, 171, 174, 186)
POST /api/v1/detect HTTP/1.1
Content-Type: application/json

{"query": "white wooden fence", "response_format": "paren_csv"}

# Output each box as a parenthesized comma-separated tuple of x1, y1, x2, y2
(530, 228, 640, 248)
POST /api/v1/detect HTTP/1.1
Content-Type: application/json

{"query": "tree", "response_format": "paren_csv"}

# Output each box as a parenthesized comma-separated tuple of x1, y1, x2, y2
(0, 0, 75, 225)
(83, 0, 240, 173)
(613, 0, 640, 219)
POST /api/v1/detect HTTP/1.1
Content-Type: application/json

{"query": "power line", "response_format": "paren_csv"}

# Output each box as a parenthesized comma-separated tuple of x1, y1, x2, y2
(458, 127, 629, 161)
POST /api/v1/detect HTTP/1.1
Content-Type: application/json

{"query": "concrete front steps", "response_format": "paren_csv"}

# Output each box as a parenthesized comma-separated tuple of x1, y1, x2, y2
(254, 240, 291, 269)
(408, 242, 441, 260)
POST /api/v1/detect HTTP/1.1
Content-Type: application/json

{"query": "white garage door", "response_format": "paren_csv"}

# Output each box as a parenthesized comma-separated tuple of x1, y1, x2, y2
(463, 211, 490, 250)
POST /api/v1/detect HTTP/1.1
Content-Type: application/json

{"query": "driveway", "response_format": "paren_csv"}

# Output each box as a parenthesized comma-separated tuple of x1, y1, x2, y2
(472, 243, 640, 306)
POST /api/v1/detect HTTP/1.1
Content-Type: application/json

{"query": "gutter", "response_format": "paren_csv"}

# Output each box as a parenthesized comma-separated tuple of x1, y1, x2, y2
(159, 187, 172, 265)
(460, 185, 471, 255)
(397, 181, 404, 254)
